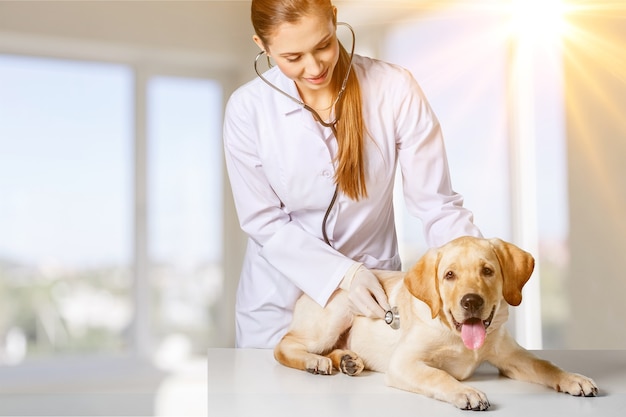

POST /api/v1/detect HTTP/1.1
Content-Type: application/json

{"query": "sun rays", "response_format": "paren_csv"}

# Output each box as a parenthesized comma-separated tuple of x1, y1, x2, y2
(557, 2, 626, 237)
(382, 0, 626, 242)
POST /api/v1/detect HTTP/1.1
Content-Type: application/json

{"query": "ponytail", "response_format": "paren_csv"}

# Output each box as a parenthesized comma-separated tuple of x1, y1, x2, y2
(334, 43, 367, 201)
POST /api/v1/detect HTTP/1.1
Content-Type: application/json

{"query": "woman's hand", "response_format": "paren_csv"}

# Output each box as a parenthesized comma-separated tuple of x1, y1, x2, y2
(340, 265, 391, 319)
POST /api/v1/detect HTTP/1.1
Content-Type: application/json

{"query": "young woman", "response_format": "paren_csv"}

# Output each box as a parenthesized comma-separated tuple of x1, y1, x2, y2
(223, 0, 482, 348)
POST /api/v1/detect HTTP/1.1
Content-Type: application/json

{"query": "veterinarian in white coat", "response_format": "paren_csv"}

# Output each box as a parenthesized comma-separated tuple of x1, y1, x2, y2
(223, 0, 482, 349)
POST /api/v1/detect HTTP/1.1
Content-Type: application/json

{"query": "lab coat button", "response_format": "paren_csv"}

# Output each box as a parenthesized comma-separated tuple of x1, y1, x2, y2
(322, 170, 332, 178)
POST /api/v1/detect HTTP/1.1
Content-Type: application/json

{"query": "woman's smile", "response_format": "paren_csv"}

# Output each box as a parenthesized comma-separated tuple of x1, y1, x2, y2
(305, 68, 329, 85)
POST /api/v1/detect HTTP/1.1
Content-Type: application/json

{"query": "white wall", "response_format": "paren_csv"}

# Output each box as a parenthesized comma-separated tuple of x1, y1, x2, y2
(564, 12, 626, 349)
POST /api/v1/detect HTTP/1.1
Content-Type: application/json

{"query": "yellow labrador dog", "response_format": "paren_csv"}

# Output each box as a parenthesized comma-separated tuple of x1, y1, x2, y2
(274, 236, 598, 410)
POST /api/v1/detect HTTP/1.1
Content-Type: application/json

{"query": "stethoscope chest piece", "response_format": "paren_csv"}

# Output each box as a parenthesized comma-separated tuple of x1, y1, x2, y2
(385, 306, 400, 330)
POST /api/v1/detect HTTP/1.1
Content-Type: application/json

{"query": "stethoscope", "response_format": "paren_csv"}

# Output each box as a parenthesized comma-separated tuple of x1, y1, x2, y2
(253, 22, 355, 132)
(253, 23, 400, 330)
(253, 22, 356, 246)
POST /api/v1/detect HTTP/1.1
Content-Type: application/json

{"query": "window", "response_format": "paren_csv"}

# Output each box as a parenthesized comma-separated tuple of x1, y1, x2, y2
(0, 55, 133, 361)
(0, 55, 224, 366)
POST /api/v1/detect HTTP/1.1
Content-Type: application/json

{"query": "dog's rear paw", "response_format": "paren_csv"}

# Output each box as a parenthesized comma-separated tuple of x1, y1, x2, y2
(339, 353, 364, 376)
(452, 388, 490, 411)
(305, 356, 333, 375)
(557, 373, 598, 397)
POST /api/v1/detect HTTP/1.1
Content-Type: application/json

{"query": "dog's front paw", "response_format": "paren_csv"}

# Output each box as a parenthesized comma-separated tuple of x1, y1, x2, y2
(305, 356, 333, 375)
(450, 387, 490, 411)
(339, 353, 364, 376)
(556, 372, 598, 397)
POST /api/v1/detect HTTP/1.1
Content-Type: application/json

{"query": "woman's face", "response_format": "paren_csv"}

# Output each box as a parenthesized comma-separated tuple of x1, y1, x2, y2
(255, 12, 340, 97)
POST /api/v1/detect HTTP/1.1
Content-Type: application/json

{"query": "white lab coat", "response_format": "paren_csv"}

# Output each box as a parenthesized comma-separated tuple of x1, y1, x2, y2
(223, 55, 481, 348)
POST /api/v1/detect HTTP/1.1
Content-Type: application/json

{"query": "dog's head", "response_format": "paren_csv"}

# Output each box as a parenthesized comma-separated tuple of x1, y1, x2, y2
(404, 236, 535, 350)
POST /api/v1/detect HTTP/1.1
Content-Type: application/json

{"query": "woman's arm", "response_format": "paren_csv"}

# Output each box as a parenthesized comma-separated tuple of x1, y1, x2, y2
(394, 69, 482, 247)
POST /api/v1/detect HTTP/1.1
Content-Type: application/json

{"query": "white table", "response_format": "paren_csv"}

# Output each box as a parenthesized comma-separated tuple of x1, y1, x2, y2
(208, 348, 626, 416)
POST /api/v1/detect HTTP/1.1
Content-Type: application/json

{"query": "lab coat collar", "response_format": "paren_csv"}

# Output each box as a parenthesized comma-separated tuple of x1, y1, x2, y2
(263, 66, 304, 116)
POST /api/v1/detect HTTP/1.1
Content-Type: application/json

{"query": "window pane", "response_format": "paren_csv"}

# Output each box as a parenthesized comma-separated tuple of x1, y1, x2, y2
(0, 55, 133, 362)
(147, 76, 223, 363)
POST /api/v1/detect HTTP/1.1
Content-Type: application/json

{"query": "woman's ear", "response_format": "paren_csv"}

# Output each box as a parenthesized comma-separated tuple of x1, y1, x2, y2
(332, 6, 338, 26)
(252, 35, 267, 54)
(404, 248, 442, 319)
(488, 238, 535, 306)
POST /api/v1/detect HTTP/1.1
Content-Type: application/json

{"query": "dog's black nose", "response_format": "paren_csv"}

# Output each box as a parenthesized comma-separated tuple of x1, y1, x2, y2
(461, 293, 484, 315)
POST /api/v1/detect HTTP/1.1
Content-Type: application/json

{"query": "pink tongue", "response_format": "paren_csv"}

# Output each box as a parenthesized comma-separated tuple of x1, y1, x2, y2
(461, 320, 486, 350)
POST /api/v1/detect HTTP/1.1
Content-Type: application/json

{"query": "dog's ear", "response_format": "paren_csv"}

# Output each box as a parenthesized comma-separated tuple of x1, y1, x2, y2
(404, 248, 442, 318)
(488, 238, 535, 306)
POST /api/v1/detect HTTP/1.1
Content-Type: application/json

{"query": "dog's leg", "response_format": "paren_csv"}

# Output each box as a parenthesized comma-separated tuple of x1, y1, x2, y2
(275, 331, 335, 375)
(386, 358, 490, 411)
(491, 333, 598, 397)
(274, 291, 353, 375)
(327, 349, 365, 376)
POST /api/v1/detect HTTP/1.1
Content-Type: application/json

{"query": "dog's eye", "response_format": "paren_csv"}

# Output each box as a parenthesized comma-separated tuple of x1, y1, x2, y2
(482, 267, 494, 277)
(444, 271, 456, 280)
